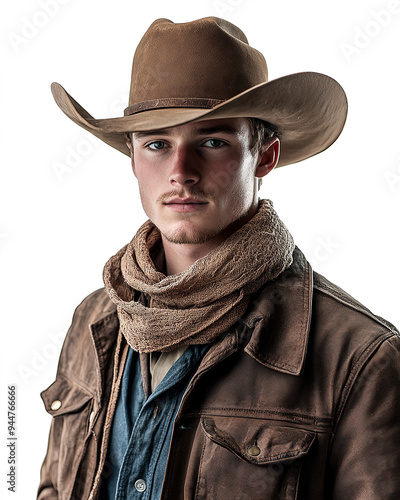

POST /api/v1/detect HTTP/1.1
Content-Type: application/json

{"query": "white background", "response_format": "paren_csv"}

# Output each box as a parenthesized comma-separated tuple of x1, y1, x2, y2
(1, 0, 399, 497)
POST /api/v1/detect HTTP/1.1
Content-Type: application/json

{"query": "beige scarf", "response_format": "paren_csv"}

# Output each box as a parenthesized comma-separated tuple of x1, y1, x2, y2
(103, 199, 295, 353)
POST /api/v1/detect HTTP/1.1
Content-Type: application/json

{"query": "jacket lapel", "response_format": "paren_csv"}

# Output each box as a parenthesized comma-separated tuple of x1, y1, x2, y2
(88, 299, 119, 402)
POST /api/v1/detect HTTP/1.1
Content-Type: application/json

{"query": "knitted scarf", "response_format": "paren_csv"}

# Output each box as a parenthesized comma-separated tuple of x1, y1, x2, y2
(103, 199, 295, 352)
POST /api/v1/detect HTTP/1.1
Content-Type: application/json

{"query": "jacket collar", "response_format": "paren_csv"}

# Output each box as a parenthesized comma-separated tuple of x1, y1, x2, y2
(242, 246, 313, 376)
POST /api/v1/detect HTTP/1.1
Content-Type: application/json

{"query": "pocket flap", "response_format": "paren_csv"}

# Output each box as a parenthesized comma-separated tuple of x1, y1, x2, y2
(41, 376, 93, 416)
(201, 416, 315, 465)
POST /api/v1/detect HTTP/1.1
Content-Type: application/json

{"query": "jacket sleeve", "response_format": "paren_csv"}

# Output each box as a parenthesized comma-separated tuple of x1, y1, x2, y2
(329, 333, 400, 499)
(37, 288, 117, 500)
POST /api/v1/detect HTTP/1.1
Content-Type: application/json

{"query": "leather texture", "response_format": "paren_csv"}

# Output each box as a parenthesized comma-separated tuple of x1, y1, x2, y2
(37, 247, 400, 499)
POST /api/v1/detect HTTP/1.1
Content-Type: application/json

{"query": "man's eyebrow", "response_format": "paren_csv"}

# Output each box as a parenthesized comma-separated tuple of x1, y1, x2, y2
(133, 129, 171, 140)
(133, 125, 240, 140)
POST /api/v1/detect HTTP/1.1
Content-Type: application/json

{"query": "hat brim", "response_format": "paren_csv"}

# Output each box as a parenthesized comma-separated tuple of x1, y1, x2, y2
(51, 71, 347, 167)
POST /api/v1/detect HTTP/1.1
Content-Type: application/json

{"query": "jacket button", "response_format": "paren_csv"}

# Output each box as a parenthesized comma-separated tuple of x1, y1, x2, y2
(248, 445, 261, 456)
(89, 411, 95, 423)
(50, 400, 62, 411)
(134, 479, 146, 492)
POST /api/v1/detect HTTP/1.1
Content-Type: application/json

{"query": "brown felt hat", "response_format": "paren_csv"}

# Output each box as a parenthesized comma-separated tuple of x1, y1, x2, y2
(51, 16, 348, 167)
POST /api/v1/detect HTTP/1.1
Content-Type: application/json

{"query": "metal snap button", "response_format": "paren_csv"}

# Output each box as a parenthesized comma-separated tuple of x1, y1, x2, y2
(248, 445, 261, 456)
(50, 400, 62, 411)
(134, 479, 147, 492)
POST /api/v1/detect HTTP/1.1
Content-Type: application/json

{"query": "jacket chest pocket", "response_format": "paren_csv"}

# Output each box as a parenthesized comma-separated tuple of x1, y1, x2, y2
(195, 416, 315, 500)
(41, 376, 94, 499)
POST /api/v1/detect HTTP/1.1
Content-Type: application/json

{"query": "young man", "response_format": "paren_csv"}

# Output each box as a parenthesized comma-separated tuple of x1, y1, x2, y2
(38, 17, 400, 500)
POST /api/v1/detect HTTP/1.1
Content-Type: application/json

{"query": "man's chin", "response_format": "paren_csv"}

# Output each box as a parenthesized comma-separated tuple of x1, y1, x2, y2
(161, 226, 223, 245)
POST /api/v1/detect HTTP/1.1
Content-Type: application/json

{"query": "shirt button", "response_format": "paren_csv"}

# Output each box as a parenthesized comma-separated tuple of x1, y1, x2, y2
(134, 479, 147, 492)
(51, 400, 62, 411)
(248, 445, 261, 456)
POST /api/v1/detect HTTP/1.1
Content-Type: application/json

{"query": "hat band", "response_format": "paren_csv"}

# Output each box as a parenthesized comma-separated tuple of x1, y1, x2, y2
(124, 97, 225, 116)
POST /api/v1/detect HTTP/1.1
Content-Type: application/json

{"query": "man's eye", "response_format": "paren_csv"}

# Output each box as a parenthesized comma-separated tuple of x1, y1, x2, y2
(203, 139, 225, 148)
(147, 141, 166, 150)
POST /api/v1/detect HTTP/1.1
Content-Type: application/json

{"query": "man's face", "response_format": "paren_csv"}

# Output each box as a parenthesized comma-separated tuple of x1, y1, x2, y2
(129, 117, 273, 246)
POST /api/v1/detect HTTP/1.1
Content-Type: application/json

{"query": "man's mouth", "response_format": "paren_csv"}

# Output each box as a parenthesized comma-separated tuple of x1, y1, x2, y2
(164, 197, 208, 212)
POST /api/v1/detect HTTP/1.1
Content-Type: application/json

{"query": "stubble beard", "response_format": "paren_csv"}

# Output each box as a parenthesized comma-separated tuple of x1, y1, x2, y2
(160, 216, 227, 245)
(159, 203, 255, 245)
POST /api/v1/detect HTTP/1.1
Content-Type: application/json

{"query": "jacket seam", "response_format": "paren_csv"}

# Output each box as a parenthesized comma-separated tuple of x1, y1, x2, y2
(313, 284, 398, 336)
(54, 373, 97, 401)
(326, 332, 396, 483)
(185, 408, 332, 428)
(60, 402, 92, 500)
(197, 407, 330, 421)
(332, 331, 395, 436)
(193, 436, 207, 500)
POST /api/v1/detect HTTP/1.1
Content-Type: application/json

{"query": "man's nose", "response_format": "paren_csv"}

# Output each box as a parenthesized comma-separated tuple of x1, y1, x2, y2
(168, 147, 200, 186)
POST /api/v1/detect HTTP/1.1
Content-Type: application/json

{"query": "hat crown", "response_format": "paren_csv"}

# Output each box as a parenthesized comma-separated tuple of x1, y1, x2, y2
(129, 17, 268, 107)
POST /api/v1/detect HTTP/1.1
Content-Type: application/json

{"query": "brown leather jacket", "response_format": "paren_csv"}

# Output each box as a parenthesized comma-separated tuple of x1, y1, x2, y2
(37, 248, 400, 499)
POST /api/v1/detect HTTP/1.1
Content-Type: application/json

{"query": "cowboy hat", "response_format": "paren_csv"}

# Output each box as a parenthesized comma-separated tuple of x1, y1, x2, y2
(51, 16, 348, 167)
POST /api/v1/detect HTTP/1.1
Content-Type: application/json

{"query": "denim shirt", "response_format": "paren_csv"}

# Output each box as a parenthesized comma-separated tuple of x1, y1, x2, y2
(101, 343, 209, 499)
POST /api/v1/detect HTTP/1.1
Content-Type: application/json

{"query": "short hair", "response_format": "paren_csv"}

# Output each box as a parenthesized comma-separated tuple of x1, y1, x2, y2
(247, 118, 281, 189)
(247, 117, 281, 154)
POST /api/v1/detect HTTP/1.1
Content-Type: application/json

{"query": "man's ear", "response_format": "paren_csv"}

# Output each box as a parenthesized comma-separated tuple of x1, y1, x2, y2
(255, 137, 280, 179)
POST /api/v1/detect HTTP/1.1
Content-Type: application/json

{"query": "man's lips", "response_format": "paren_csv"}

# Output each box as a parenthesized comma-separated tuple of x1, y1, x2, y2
(165, 197, 208, 205)
(164, 197, 208, 212)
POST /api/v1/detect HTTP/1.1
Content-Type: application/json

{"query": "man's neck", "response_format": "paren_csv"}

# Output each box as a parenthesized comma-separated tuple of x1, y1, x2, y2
(160, 237, 221, 275)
